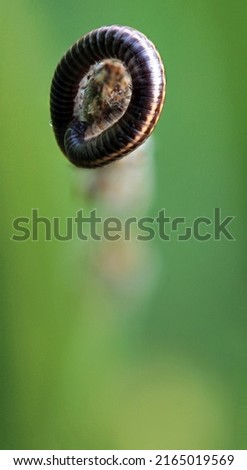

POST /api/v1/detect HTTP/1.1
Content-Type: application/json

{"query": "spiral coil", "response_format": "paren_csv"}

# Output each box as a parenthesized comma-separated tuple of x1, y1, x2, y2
(50, 25, 165, 168)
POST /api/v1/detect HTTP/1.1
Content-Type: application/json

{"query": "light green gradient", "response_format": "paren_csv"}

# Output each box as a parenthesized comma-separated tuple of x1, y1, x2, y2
(0, 0, 246, 449)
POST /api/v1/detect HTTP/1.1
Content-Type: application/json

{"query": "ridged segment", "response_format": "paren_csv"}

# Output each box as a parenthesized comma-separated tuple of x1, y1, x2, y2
(50, 25, 166, 168)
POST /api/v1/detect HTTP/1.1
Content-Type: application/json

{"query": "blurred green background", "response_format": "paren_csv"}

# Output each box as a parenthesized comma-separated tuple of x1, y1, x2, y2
(0, 0, 246, 450)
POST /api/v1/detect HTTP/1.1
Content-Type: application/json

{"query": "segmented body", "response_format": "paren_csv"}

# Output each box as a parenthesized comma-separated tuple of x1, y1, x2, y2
(50, 25, 165, 168)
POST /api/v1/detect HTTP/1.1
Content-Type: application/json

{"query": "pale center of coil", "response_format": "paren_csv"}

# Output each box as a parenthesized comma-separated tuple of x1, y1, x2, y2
(73, 59, 132, 139)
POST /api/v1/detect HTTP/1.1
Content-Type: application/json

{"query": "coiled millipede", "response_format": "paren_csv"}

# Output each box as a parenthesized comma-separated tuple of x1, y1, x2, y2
(50, 25, 166, 168)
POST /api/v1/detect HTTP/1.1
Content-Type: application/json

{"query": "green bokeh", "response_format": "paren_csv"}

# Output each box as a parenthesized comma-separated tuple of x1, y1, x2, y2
(0, 0, 246, 449)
